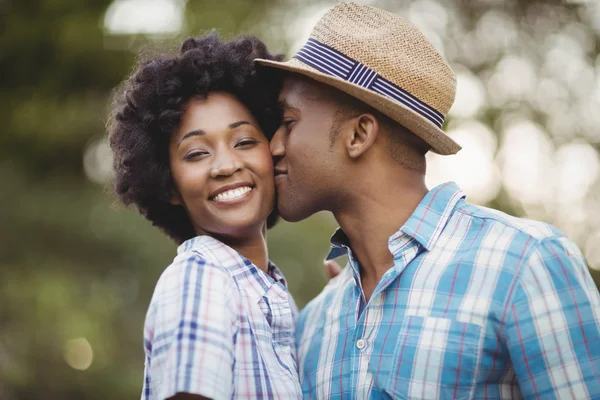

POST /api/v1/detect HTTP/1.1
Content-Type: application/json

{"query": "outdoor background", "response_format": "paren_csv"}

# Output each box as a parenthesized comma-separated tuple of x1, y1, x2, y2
(2, 0, 600, 398)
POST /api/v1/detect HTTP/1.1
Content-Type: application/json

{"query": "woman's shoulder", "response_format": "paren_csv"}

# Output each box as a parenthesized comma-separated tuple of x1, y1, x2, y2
(154, 249, 236, 299)
(144, 249, 242, 350)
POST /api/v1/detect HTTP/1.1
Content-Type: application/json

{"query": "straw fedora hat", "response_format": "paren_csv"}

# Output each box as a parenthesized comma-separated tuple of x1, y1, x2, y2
(256, 2, 461, 155)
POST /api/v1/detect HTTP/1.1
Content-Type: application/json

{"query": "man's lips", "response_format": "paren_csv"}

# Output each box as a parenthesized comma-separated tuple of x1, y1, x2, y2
(274, 171, 287, 186)
(274, 167, 287, 176)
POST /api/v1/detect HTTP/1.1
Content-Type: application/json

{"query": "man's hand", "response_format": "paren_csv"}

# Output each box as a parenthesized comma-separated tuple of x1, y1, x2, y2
(325, 260, 342, 279)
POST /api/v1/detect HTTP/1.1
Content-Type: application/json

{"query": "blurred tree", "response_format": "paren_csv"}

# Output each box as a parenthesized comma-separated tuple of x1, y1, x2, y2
(0, 0, 599, 398)
(0, 1, 315, 399)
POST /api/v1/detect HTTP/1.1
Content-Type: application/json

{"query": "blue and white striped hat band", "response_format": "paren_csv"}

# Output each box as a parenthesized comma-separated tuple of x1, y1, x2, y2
(294, 38, 445, 129)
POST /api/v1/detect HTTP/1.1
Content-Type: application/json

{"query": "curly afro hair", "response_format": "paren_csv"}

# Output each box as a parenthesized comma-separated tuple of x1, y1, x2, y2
(108, 32, 282, 244)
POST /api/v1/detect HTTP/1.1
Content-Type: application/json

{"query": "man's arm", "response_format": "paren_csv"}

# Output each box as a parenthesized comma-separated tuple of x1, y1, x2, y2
(504, 236, 600, 399)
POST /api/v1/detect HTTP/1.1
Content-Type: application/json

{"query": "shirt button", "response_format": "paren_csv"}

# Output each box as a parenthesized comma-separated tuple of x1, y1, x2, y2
(356, 339, 366, 350)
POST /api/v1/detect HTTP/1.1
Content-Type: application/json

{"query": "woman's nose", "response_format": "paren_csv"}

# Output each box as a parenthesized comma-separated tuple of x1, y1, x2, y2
(209, 151, 243, 178)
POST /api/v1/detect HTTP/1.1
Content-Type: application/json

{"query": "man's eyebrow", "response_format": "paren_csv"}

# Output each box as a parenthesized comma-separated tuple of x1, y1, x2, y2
(179, 129, 205, 145)
(278, 99, 300, 113)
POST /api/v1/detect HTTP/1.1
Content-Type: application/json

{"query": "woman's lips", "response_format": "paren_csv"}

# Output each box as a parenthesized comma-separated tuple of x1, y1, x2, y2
(211, 186, 254, 206)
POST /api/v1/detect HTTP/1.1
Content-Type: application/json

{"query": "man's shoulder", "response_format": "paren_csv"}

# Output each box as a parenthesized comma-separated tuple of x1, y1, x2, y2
(452, 203, 587, 275)
(456, 202, 563, 242)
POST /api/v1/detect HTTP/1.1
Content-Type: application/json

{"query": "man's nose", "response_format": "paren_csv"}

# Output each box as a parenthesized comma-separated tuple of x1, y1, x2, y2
(270, 127, 285, 157)
(209, 149, 243, 178)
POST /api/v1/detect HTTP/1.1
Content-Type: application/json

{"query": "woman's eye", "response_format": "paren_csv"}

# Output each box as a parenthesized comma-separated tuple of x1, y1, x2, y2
(236, 138, 258, 147)
(184, 151, 208, 160)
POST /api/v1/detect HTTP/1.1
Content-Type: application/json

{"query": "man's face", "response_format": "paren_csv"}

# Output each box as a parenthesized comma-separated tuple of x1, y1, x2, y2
(270, 76, 341, 222)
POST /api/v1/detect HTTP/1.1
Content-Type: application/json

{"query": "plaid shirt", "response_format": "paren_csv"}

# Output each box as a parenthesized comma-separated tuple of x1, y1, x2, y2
(297, 182, 600, 399)
(142, 235, 301, 400)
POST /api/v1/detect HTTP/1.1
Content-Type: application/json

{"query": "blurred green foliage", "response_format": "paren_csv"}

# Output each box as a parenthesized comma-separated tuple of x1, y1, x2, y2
(1, 0, 599, 399)
(0, 1, 335, 398)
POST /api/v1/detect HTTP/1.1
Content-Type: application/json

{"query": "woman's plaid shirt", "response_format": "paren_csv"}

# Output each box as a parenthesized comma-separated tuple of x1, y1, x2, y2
(297, 182, 600, 399)
(142, 235, 301, 399)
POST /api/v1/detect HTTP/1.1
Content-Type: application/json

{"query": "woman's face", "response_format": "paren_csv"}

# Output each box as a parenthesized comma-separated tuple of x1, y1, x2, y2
(169, 92, 275, 240)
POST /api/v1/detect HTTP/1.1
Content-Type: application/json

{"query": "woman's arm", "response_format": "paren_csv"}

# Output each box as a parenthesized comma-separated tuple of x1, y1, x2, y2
(144, 253, 238, 400)
(168, 394, 210, 400)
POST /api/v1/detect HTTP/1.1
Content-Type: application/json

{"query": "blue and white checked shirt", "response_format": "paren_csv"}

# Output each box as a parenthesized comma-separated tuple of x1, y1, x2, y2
(142, 235, 301, 400)
(297, 182, 600, 399)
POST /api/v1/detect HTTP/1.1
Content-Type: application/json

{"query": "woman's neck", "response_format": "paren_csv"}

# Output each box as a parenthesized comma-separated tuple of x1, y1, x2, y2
(213, 229, 270, 272)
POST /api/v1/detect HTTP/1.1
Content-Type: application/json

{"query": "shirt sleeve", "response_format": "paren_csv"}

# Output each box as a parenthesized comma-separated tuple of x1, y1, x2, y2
(143, 253, 239, 400)
(505, 236, 600, 399)
(142, 353, 152, 400)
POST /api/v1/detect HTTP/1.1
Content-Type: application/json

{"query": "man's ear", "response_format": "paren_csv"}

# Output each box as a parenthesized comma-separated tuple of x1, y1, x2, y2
(344, 113, 380, 159)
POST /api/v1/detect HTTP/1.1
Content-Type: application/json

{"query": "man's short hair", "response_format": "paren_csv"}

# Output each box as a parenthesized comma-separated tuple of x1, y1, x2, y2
(328, 89, 429, 172)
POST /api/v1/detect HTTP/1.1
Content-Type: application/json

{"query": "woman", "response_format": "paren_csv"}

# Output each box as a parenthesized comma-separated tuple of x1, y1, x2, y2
(108, 32, 301, 399)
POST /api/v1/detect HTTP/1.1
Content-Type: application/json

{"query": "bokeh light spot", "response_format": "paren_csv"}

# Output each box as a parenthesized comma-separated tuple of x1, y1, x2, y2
(83, 138, 114, 185)
(449, 69, 486, 119)
(585, 231, 600, 271)
(63, 337, 94, 371)
(427, 121, 500, 204)
(103, 0, 185, 35)
(498, 120, 554, 205)
(555, 142, 599, 204)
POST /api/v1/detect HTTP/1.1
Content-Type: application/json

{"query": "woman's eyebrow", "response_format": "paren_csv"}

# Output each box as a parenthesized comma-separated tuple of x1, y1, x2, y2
(228, 120, 255, 129)
(178, 121, 257, 147)
(179, 129, 205, 145)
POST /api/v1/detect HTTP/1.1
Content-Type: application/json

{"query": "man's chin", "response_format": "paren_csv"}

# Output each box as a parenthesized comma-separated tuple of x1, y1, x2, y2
(276, 202, 313, 223)
(278, 213, 304, 223)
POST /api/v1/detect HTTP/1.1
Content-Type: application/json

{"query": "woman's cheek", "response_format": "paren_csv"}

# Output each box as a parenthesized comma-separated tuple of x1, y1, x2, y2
(179, 166, 209, 201)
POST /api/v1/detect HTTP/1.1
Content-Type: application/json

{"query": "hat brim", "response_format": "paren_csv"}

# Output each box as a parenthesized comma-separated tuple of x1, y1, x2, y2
(256, 58, 461, 155)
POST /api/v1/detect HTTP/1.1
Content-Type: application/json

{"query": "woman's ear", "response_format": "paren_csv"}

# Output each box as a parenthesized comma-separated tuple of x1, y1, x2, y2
(169, 187, 182, 206)
(345, 113, 380, 159)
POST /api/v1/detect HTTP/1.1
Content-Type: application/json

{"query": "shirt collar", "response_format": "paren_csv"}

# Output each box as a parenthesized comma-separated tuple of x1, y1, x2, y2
(177, 235, 288, 302)
(327, 182, 465, 258)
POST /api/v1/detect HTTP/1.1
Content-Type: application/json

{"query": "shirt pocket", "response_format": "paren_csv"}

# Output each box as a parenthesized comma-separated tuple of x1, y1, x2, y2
(384, 316, 481, 400)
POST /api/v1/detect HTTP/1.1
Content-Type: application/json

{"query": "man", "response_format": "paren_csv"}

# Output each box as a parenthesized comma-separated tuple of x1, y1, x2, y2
(257, 2, 600, 399)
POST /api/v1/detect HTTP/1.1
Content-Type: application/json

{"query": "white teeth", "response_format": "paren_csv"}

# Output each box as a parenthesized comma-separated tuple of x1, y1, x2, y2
(213, 186, 252, 202)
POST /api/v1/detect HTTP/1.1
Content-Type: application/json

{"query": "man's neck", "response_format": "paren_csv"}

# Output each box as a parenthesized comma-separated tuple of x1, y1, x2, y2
(333, 174, 428, 300)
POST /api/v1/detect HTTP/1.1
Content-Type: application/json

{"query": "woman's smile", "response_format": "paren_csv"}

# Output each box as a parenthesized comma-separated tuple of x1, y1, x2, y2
(210, 184, 255, 206)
